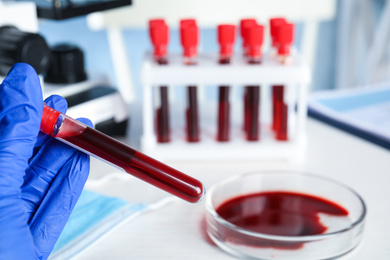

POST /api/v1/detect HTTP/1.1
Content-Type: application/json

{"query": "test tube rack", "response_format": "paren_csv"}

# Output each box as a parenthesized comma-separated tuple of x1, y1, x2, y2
(140, 51, 310, 162)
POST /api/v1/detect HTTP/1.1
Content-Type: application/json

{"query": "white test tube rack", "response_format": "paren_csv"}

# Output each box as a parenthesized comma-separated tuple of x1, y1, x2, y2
(140, 52, 311, 162)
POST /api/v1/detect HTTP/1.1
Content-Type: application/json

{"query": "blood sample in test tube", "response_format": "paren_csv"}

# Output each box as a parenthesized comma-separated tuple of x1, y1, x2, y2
(216, 24, 236, 142)
(269, 18, 287, 133)
(239, 19, 257, 133)
(245, 24, 264, 141)
(149, 19, 170, 143)
(180, 19, 200, 142)
(40, 104, 205, 203)
(273, 22, 294, 141)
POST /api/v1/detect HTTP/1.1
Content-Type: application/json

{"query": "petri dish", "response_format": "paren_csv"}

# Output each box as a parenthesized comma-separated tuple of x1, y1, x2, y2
(205, 171, 366, 260)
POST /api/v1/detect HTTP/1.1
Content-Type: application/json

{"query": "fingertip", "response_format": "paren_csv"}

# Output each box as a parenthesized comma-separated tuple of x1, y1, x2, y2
(1, 62, 42, 111)
(44, 95, 68, 114)
(7, 63, 38, 78)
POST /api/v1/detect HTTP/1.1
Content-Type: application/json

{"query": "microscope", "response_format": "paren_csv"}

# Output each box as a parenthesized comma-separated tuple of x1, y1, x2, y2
(0, 1, 129, 136)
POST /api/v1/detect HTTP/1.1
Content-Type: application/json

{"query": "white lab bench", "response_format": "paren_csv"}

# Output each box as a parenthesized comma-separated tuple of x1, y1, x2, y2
(73, 115, 390, 259)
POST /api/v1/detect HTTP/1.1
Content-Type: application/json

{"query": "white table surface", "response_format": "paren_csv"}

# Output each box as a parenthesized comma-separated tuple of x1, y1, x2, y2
(73, 118, 390, 259)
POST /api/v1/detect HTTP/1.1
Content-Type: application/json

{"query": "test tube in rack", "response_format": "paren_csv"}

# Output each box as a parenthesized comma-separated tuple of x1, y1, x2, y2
(244, 24, 264, 141)
(273, 22, 295, 141)
(240, 19, 257, 133)
(149, 19, 170, 143)
(216, 24, 236, 142)
(270, 18, 287, 135)
(180, 19, 200, 142)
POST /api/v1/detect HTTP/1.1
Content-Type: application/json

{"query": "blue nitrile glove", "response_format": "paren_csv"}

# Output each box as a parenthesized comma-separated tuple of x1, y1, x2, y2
(0, 63, 92, 260)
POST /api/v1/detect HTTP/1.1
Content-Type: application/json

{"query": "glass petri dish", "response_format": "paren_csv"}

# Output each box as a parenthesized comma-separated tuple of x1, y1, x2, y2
(205, 171, 366, 260)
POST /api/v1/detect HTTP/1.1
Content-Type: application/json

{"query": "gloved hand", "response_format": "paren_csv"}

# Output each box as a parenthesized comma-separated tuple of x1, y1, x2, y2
(0, 63, 92, 259)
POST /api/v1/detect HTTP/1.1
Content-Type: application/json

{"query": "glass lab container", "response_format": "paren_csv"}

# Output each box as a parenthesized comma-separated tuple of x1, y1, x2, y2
(205, 171, 366, 260)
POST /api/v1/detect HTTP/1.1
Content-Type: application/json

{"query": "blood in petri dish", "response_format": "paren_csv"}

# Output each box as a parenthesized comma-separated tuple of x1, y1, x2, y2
(216, 191, 349, 249)
(60, 125, 204, 203)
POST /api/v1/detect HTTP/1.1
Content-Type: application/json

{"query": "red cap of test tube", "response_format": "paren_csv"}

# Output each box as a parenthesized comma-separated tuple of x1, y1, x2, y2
(149, 19, 168, 57)
(240, 19, 257, 40)
(239, 19, 257, 48)
(40, 104, 60, 137)
(149, 19, 165, 36)
(275, 22, 294, 55)
(246, 24, 264, 58)
(180, 18, 196, 28)
(218, 24, 236, 57)
(269, 18, 287, 47)
(180, 19, 198, 58)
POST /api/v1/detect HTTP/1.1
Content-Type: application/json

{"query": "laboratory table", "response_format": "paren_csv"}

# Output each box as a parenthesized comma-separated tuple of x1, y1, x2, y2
(74, 117, 390, 260)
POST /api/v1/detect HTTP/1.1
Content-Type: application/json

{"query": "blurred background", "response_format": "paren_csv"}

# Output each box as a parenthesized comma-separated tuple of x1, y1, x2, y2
(1, 0, 389, 147)
(25, 0, 390, 96)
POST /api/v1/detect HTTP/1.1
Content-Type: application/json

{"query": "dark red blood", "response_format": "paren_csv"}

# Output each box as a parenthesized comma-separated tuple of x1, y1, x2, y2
(215, 191, 348, 249)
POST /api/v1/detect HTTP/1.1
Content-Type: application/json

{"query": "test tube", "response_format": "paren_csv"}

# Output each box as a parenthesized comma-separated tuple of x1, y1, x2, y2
(239, 19, 257, 133)
(149, 19, 171, 143)
(273, 22, 294, 141)
(180, 19, 200, 142)
(269, 18, 287, 133)
(216, 24, 236, 142)
(244, 24, 264, 141)
(40, 104, 205, 203)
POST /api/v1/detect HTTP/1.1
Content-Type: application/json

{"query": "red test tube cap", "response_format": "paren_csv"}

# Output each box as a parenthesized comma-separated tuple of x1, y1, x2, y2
(41, 104, 60, 137)
(246, 24, 264, 58)
(240, 19, 257, 51)
(149, 19, 165, 25)
(240, 18, 257, 39)
(149, 19, 165, 30)
(218, 24, 236, 56)
(269, 17, 287, 47)
(276, 22, 294, 55)
(150, 22, 169, 57)
(180, 18, 197, 28)
(180, 23, 199, 58)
